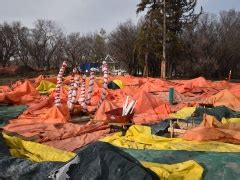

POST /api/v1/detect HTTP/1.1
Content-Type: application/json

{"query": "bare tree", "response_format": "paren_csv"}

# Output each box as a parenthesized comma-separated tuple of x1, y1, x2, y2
(15, 25, 31, 66)
(108, 20, 137, 74)
(0, 22, 20, 67)
(64, 32, 84, 67)
(25, 19, 63, 70)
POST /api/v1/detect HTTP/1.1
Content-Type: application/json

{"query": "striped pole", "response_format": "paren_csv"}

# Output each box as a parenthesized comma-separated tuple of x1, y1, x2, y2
(55, 61, 67, 106)
(69, 75, 80, 110)
(67, 68, 77, 108)
(96, 61, 108, 110)
(86, 68, 95, 105)
(78, 74, 87, 112)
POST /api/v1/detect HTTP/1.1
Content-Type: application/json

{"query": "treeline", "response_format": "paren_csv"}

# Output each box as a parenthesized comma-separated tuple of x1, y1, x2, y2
(0, 9, 240, 78)
(0, 20, 107, 70)
(112, 9, 240, 79)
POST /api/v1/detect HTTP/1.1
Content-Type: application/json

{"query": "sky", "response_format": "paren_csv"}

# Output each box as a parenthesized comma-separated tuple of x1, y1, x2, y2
(0, 0, 240, 34)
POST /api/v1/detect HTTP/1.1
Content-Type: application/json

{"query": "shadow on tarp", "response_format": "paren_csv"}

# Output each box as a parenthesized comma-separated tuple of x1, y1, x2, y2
(66, 141, 158, 180)
(0, 135, 158, 180)
(0, 133, 64, 179)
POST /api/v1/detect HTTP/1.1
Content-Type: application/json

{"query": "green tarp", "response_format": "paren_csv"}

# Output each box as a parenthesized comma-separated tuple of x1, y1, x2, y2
(0, 105, 27, 126)
(123, 148, 240, 180)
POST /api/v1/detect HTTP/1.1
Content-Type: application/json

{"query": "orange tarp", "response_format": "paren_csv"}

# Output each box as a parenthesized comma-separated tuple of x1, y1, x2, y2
(91, 76, 240, 124)
(182, 114, 240, 144)
(205, 89, 240, 111)
(93, 90, 172, 124)
(3, 96, 110, 151)
(7, 105, 70, 124)
(2, 75, 240, 151)
(0, 80, 41, 104)
(0, 86, 11, 93)
(4, 121, 110, 151)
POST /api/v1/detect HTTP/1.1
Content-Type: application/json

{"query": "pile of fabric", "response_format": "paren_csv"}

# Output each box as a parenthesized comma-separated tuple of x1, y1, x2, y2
(0, 73, 240, 179)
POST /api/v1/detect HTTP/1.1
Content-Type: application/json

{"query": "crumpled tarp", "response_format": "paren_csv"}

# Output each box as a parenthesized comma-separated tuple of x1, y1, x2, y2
(2, 76, 240, 125)
(4, 105, 71, 124)
(101, 125, 240, 152)
(182, 114, 240, 144)
(0, 132, 64, 180)
(4, 121, 110, 152)
(193, 106, 240, 121)
(65, 142, 203, 180)
(0, 104, 27, 126)
(94, 90, 172, 124)
(170, 107, 196, 119)
(206, 89, 240, 111)
(0, 139, 204, 180)
(142, 160, 203, 180)
(0, 153, 64, 180)
(222, 117, 240, 124)
(124, 148, 240, 180)
(36, 80, 56, 93)
(0, 80, 41, 104)
(0, 133, 204, 180)
(2, 76, 240, 152)
(64, 141, 159, 180)
(3, 133, 75, 162)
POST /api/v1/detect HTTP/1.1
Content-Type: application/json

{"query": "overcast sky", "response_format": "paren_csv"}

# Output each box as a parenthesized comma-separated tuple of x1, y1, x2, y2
(0, 0, 239, 34)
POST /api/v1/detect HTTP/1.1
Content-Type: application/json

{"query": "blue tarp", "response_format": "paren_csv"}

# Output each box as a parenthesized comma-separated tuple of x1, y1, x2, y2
(79, 63, 100, 72)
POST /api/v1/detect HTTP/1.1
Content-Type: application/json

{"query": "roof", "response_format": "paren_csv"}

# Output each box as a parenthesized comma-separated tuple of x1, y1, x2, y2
(104, 54, 116, 64)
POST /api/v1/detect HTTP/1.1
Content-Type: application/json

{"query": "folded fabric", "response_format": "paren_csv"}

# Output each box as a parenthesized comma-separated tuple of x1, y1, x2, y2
(142, 160, 203, 180)
(0, 80, 40, 104)
(1, 134, 204, 180)
(206, 89, 240, 111)
(182, 114, 240, 144)
(3, 133, 75, 162)
(192, 106, 240, 121)
(222, 117, 240, 124)
(101, 125, 240, 152)
(36, 80, 56, 93)
(63, 142, 203, 180)
(4, 121, 110, 152)
(169, 107, 196, 119)
(124, 148, 240, 180)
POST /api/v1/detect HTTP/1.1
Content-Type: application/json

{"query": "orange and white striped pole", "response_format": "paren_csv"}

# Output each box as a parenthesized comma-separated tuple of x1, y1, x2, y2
(86, 68, 95, 105)
(96, 61, 108, 110)
(55, 61, 67, 106)
(78, 74, 87, 112)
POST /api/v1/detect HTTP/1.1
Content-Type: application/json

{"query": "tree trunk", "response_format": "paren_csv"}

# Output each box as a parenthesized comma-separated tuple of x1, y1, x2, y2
(143, 51, 149, 77)
(161, 0, 167, 79)
(161, 60, 166, 79)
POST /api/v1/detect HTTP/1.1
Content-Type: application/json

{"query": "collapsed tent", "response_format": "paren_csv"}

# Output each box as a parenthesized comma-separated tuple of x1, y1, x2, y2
(0, 80, 41, 104)
(124, 148, 240, 180)
(101, 125, 240, 152)
(4, 121, 110, 152)
(181, 114, 240, 144)
(0, 133, 205, 180)
(1, 73, 240, 179)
